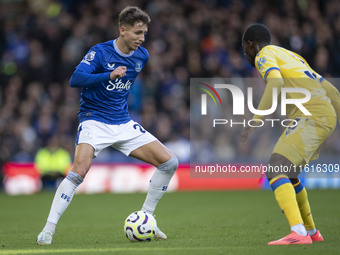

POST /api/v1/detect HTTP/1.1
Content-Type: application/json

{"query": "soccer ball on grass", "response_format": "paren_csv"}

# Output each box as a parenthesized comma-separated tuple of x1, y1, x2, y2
(124, 211, 156, 242)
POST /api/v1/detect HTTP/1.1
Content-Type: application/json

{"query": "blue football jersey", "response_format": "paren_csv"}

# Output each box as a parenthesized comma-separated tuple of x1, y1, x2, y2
(74, 39, 149, 124)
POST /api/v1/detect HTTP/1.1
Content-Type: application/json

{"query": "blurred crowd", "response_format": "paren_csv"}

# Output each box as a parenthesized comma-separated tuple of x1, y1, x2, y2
(1, 0, 340, 168)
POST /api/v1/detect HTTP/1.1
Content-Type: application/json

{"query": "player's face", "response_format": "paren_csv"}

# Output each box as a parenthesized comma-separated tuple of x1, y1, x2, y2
(120, 22, 148, 51)
(242, 40, 256, 67)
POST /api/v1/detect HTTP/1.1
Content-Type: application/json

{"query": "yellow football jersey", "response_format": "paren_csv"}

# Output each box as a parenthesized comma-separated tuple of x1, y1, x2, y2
(255, 45, 336, 119)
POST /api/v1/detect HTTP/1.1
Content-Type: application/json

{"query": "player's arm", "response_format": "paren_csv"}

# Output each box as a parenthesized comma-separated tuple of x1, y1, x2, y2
(69, 47, 126, 88)
(252, 69, 284, 121)
(242, 47, 282, 143)
(321, 79, 340, 123)
(70, 70, 110, 88)
(242, 70, 284, 143)
(70, 67, 127, 88)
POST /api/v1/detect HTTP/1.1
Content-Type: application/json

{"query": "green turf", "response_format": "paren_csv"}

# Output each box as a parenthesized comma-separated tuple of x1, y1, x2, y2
(0, 190, 339, 255)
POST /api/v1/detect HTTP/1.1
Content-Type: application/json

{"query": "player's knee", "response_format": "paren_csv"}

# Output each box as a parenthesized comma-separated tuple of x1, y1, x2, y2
(269, 153, 293, 167)
(157, 156, 179, 173)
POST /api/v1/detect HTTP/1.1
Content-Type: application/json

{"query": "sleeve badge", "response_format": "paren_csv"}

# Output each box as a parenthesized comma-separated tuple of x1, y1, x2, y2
(85, 51, 96, 61)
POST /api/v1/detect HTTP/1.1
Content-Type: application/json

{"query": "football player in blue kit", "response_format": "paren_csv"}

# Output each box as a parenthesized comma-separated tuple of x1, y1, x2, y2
(37, 6, 178, 244)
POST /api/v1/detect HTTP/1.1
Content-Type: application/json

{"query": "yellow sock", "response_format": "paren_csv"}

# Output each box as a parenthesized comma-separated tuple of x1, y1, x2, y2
(269, 175, 303, 227)
(294, 180, 315, 230)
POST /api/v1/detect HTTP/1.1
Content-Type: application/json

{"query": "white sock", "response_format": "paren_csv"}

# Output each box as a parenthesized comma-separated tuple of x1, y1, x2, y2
(291, 223, 308, 236)
(142, 169, 175, 214)
(42, 221, 56, 234)
(307, 228, 317, 236)
(43, 172, 83, 234)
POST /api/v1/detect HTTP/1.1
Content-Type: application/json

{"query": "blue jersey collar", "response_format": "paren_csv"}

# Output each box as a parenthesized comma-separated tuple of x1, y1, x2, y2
(113, 39, 134, 57)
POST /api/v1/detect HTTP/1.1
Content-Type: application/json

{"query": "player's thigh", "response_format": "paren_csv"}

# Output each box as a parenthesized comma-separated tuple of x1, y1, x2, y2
(77, 120, 117, 158)
(129, 140, 173, 167)
(273, 117, 335, 167)
(266, 153, 299, 180)
(71, 143, 94, 178)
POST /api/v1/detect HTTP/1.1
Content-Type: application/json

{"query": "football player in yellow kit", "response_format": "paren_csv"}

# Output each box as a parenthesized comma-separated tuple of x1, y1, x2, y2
(241, 23, 340, 245)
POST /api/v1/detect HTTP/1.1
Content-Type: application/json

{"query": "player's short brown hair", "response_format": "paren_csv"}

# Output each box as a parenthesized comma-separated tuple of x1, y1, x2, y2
(119, 6, 151, 27)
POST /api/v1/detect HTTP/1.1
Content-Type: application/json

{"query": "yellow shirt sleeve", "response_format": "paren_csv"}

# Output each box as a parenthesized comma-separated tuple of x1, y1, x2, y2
(252, 70, 284, 121)
(255, 46, 280, 79)
(321, 79, 340, 125)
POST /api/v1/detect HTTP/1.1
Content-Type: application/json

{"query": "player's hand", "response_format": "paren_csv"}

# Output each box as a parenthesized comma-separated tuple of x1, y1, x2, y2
(110, 66, 127, 80)
(241, 126, 255, 144)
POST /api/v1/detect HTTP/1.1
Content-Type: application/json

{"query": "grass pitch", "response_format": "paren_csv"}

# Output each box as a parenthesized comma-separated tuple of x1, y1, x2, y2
(0, 190, 339, 255)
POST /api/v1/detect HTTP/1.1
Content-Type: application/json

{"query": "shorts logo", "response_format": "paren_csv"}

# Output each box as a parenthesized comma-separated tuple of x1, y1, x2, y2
(84, 131, 92, 138)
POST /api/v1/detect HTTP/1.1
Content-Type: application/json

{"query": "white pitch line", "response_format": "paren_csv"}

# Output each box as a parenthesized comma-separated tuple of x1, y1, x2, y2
(0, 246, 223, 255)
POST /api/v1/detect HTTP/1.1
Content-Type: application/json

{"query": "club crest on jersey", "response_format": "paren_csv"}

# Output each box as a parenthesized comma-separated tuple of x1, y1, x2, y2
(107, 63, 115, 70)
(135, 62, 142, 72)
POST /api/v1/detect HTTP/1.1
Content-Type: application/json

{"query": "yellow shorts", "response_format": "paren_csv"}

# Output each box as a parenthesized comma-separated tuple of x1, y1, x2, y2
(273, 116, 336, 166)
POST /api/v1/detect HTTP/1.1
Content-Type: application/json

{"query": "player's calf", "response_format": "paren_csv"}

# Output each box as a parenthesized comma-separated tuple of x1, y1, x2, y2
(142, 156, 178, 214)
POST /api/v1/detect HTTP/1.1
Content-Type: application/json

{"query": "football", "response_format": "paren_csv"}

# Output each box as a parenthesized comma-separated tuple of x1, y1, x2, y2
(124, 211, 156, 242)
